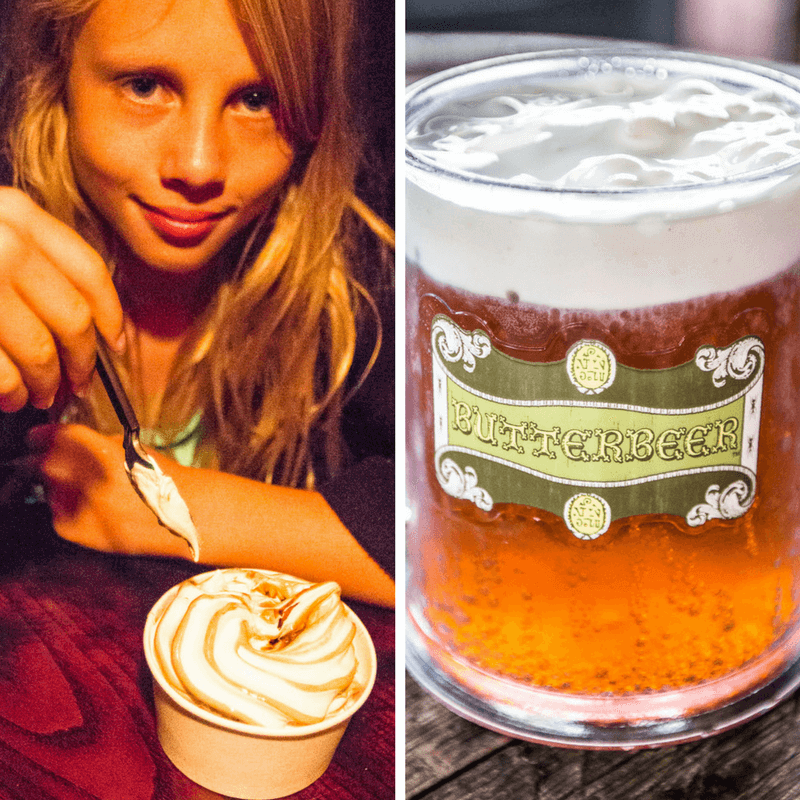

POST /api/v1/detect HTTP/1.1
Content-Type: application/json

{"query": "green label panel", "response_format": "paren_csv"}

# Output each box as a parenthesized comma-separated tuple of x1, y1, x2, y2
(431, 315, 764, 539)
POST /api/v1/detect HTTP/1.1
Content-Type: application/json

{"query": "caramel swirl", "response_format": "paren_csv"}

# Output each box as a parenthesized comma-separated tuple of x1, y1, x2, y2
(151, 569, 362, 727)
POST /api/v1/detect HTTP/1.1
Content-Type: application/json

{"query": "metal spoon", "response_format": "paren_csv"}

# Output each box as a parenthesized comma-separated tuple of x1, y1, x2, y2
(95, 334, 200, 561)
(94, 335, 153, 475)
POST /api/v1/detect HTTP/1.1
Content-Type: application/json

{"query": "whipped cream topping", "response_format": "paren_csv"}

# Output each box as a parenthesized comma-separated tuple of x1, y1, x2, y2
(408, 75, 800, 189)
(127, 456, 200, 562)
(406, 52, 800, 309)
(150, 569, 362, 728)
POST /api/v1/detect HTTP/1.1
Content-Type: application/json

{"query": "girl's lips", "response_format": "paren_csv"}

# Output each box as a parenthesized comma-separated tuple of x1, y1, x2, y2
(138, 202, 230, 245)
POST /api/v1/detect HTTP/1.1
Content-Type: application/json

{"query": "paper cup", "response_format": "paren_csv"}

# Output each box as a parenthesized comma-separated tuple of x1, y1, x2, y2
(143, 573, 377, 799)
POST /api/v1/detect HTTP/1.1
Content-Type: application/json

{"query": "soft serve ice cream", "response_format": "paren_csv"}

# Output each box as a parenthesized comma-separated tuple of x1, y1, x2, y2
(148, 569, 363, 728)
(127, 456, 200, 562)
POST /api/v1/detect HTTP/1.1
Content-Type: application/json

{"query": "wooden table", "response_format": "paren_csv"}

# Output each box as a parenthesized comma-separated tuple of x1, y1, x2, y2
(406, 671, 800, 799)
(0, 500, 394, 799)
(405, 32, 800, 800)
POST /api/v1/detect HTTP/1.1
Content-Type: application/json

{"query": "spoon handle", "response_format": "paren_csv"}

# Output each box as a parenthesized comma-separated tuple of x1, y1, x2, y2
(95, 334, 140, 436)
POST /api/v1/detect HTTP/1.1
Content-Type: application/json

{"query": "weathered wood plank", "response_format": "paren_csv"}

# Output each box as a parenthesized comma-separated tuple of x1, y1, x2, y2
(405, 673, 509, 797)
(407, 671, 800, 800)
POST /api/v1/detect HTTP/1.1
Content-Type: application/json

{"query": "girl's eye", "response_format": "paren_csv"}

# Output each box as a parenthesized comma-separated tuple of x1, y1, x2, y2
(237, 87, 274, 114)
(121, 75, 163, 102)
(130, 76, 157, 96)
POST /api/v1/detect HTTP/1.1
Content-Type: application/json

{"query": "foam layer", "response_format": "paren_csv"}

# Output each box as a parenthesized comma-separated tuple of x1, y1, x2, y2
(409, 74, 800, 188)
(406, 51, 800, 309)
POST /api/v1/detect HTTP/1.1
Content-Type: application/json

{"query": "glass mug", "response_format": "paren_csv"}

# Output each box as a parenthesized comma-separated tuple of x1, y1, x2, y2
(405, 48, 800, 748)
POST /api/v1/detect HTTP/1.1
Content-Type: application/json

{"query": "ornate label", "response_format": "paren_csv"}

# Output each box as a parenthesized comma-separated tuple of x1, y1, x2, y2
(431, 315, 764, 538)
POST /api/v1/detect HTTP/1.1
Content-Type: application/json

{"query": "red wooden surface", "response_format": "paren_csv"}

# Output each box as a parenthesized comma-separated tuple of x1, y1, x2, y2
(0, 504, 394, 800)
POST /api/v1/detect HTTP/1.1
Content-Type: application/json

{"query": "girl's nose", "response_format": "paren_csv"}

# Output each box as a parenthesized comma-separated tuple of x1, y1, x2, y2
(162, 105, 225, 199)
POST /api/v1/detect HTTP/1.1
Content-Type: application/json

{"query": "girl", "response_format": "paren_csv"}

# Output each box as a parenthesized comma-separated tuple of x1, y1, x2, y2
(0, 0, 395, 606)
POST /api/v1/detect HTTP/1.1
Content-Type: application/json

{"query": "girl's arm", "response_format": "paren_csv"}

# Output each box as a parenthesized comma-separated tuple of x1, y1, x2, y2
(28, 423, 395, 607)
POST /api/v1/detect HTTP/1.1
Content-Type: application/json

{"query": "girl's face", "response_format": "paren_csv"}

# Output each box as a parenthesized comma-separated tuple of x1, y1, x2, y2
(67, 0, 295, 274)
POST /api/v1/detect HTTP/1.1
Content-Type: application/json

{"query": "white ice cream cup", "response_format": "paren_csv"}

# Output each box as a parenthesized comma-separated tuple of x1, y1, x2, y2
(143, 572, 378, 799)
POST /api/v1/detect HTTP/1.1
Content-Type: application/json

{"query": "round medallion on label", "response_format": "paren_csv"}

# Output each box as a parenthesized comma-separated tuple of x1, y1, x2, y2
(564, 493, 611, 539)
(567, 341, 617, 394)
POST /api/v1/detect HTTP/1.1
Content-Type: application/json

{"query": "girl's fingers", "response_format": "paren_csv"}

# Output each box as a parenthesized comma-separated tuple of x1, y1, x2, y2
(0, 287, 63, 409)
(0, 188, 125, 354)
(13, 255, 98, 393)
(0, 346, 29, 412)
(0, 189, 123, 406)
(24, 423, 57, 452)
(26, 423, 114, 488)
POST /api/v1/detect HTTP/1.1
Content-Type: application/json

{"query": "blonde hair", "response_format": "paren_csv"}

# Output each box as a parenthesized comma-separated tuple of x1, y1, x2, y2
(2, 0, 393, 487)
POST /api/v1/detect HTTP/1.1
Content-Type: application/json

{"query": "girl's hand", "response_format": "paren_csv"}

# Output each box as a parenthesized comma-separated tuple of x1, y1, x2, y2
(26, 423, 394, 606)
(0, 188, 125, 412)
(27, 423, 188, 559)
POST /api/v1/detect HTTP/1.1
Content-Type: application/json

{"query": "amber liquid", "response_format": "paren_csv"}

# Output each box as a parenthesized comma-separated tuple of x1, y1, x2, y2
(407, 262, 800, 704)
